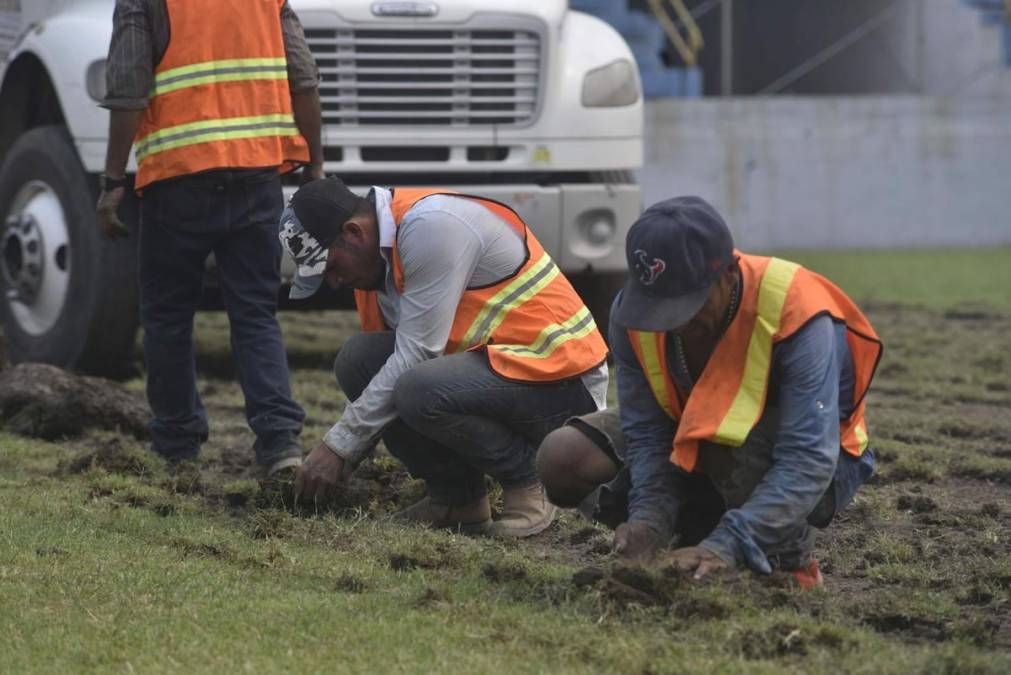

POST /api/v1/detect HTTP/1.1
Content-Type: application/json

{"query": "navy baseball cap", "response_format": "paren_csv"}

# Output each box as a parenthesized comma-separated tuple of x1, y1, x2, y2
(611, 196, 735, 331)
(279, 177, 368, 299)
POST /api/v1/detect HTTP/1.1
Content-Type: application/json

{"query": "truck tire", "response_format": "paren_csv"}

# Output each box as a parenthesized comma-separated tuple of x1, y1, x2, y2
(0, 126, 139, 377)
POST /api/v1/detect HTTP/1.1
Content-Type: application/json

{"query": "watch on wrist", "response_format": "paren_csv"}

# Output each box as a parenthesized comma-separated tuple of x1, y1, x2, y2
(99, 173, 130, 191)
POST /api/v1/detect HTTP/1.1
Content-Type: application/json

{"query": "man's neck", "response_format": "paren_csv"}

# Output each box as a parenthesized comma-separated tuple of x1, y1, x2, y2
(675, 272, 742, 382)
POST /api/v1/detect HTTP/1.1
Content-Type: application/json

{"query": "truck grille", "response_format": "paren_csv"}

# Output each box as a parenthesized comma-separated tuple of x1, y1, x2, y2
(305, 27, 541, 127)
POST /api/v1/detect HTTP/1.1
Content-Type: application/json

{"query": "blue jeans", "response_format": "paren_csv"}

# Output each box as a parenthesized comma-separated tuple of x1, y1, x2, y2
(335, 331, 597, 506)
(139, 169, 304, 465)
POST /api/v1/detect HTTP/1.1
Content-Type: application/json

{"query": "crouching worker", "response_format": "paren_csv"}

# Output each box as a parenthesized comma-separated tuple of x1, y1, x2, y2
(281, 178, 609, 536)
(537, 197, 882, 586)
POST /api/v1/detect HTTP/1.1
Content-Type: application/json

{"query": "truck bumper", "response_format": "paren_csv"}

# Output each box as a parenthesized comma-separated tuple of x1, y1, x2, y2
(278, 181, 641, 279)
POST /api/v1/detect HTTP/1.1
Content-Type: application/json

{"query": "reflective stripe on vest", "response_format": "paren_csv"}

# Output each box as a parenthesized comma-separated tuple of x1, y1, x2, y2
(353, 188, 608, 382)
(713, 257, 799, 446)
(628, 330, 680, 419)
(133, 0, 308, 189)
(136, 113, 299, 163)
(490, 306, 596, 359)
(627, 253, 881, 473)
(151, 57, 289, 97)
(454, 255, 560, 352)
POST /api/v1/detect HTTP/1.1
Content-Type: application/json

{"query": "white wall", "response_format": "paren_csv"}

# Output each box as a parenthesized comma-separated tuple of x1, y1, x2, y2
(638, 96, 1011, 249)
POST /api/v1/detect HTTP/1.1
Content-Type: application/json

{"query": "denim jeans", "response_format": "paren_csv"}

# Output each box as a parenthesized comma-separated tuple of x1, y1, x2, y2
(139, 168, 304, 465)
(334, 331, 598, 506)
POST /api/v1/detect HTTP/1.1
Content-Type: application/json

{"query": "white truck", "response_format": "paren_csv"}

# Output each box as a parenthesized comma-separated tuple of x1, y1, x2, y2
(0, 0, 642, 376)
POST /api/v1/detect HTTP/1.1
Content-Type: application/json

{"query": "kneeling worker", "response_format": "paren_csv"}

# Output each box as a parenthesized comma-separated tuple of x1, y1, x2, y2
(282, 178, 609, 536)
(537, 197, 881, 586)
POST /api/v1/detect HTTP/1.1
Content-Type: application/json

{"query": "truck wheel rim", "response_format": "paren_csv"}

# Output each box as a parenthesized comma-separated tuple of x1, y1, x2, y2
(2, 180, 70, 335)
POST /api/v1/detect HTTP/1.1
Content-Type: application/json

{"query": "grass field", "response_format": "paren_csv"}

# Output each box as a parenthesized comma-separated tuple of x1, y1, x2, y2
(2, 249, 1010, 673)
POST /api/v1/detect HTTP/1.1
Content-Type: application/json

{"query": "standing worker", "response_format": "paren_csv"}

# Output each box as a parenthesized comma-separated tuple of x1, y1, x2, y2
(537, 197, 882, 587)
(96, 0, 324, 478)
(282, 178, 609, 537)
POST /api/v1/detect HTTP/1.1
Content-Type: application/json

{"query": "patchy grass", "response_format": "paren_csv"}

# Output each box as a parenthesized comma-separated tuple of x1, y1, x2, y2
(2, 249, 1011, 673)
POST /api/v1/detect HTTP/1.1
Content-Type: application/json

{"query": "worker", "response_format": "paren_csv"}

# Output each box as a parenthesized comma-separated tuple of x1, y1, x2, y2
(96, 0, 324, 479)
(281, 178, 609, 537)
(536, 197, 881, 587)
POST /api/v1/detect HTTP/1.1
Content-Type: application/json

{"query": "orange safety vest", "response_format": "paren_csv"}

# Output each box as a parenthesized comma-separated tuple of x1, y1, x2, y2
(628, 253, 882, 473)
(354, 188, 609, 382)
(133, 0, 309, 190)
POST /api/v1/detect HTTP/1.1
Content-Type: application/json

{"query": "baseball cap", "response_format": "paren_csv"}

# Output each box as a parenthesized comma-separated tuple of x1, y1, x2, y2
(278, 177, 368, 299)
(611, 196, 735, 331)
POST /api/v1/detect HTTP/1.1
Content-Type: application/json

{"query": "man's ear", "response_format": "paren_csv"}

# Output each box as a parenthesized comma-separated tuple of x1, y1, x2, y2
(341, 219, 363, 245)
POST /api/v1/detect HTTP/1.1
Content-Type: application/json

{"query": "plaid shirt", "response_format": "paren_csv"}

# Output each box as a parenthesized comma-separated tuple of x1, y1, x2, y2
(102, 0, 319, 110)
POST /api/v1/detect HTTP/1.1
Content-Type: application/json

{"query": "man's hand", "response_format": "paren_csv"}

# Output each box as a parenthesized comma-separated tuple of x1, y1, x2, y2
(670, 546, 729, 581)
(96, 187, 129, 238)
(298, 163, 326, 186)
(613, 522, 666, 563)
(294, 442, 345, 505)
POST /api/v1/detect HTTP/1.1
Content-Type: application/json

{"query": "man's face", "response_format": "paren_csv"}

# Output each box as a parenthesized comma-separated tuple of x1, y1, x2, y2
(323, 216, 385, 291)
(674, 269, 736, 340)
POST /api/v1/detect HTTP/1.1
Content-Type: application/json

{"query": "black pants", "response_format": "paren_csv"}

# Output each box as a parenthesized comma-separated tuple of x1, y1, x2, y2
(139, 169, 304, 464)
(335, 332, 597, 506)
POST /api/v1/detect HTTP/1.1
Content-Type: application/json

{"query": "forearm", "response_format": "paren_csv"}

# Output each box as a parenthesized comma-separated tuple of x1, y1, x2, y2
(625, 446, 683, 537)
(105, 110, 143, 178)
(324, 330, 438, 462)
(699, 444, 837, 573)
(325, 208, 481, 460)
(610, 310, 680, 536)
(291, 88, 323, 169)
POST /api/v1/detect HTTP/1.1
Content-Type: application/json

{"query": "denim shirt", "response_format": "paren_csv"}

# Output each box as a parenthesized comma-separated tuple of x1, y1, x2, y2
(611, 294, 863, 574)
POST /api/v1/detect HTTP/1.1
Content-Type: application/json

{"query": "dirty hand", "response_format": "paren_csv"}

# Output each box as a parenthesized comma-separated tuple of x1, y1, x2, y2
(299, 163, 326, 186)
(670, 546, 729, 581)
(96, 187, 129, 238)
(613, 521, 665, 563)
(294, 442, 345, 504)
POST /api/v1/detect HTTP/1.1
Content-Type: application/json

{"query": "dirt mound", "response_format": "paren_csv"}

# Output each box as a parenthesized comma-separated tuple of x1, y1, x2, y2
(63, 438, 162, 476)
(0, 363, 149, 440)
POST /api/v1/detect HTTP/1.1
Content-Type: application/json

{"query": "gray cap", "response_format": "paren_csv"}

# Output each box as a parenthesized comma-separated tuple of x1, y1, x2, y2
(279, 204, 328, 299)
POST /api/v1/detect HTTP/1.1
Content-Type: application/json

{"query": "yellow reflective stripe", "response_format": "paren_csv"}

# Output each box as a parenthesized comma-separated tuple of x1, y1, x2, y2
(634, 331, 675, 418)
(135, 114, 297, 162)
(151, 58, 288, 96)
(854, 421, 869, 453)
(454, 255, 559, 352)
(491, 306, 596, 359)
(713, 258, 800, 446)
(154, 71, 287, 96)
(156, 58, 288, 82)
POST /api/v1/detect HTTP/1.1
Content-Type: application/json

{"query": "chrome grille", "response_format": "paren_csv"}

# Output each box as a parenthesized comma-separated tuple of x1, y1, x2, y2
(305, 27, 541, 127)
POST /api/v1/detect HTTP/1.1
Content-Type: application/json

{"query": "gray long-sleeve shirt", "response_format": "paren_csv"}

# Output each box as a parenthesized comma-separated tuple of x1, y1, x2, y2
(103, 0, 319, 111)
(324, 188, 609, 463)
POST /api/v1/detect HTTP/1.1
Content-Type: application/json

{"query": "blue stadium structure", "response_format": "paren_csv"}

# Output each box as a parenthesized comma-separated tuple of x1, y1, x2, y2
(963, 0, 1011, 65)
(570, 0, 704, 97)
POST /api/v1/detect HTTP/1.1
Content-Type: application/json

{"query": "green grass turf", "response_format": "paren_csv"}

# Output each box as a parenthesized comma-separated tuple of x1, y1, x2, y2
(775, 248, 1011, 311)
(2, 249, 1010, 673)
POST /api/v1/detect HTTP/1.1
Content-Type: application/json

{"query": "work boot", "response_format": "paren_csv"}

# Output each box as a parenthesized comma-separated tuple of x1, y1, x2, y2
(394, 495, 492, 535)
(488, 482, 557, 538)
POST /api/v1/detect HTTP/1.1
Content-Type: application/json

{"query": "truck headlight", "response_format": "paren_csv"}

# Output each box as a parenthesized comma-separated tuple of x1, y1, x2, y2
(581, 59, 639, 108)
(86, 60, 107, 103)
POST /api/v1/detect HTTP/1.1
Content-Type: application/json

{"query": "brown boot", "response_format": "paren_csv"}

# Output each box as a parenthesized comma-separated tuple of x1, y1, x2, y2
(393, 495, 492, 535)
(488, 483, 557, 538)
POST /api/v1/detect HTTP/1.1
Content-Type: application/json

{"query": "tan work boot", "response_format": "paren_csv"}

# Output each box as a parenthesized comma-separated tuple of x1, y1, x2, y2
(489, 482, 557, 538)
(393, 495, 492, 535)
